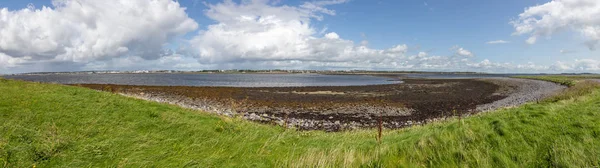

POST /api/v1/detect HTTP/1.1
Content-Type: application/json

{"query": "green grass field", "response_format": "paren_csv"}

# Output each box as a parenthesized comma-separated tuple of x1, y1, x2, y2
(515, 75, 600, 86)
(1, 77, 600, 167)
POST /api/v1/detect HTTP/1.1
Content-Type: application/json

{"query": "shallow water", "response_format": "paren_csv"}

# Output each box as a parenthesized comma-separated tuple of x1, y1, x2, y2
(402, 73, 547, 79)
(2, 73, 401, 87)
(402, 74, 507, 79)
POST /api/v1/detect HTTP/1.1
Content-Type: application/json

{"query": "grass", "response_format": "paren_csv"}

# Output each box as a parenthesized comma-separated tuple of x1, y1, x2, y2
(515, 75, 600, 86)
(1, 77, 600, 167)
(515, 75, 600, 102)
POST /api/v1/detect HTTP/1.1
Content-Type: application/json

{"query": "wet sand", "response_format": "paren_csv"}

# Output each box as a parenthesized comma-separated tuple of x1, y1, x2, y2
(75, 77, 564, 131)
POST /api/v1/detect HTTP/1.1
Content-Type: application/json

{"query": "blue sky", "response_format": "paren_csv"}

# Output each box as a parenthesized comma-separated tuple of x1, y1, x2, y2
(0, 0, 599, 73)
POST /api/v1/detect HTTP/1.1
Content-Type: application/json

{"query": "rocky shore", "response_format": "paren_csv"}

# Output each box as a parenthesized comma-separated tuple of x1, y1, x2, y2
(76, 77, 564, 131)
(475, 78, 566, 112)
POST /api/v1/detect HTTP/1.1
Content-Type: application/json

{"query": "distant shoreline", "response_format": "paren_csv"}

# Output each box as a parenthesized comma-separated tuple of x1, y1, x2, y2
(5, 70, 493, 75)
(7, 69, 596, 76)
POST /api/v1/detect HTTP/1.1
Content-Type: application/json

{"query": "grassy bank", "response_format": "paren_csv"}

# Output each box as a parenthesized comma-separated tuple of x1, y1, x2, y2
(515, 75, 600, 102)
(515, 75, 600, 86)
(1, 78, 600, 167)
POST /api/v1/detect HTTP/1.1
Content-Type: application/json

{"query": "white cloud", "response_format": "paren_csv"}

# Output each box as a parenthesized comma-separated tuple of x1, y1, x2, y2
(571, 59, 600, 71)
(188, 0, 419, 64)
(452, 46, 474, 57)
(388, 45, 408, 53)
(187, 0, 491, 71)
(467, 59, 509, 70)
(548, 59, 600, 71)
(1, 0, 599, 74)
(511, 0, 600, 49)
(486, 40, 510, 44)
(360, 40, 369, 46)
(0, 0, 198, 70)
(318, 26, 329, 35)
(183, 0, 600, 73)
(300, 0, 349, 17)
(0, 53, 27, 68)
(324, 32, 340, 39)
(525, 37, 537, 45)
(465, 59, 555, 73)
(550, 61, 572, 71)
(83, 54, 203, 71)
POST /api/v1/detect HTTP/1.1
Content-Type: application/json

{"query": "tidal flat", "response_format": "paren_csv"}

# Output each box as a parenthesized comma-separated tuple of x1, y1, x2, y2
(75, 77, 564, 131)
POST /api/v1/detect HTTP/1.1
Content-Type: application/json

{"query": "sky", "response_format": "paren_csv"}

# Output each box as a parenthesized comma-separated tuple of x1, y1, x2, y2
(0, 0, 599, 74)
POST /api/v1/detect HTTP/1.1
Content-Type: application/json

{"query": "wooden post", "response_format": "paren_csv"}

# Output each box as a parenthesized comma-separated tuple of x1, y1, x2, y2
(378, 114, 382, 144)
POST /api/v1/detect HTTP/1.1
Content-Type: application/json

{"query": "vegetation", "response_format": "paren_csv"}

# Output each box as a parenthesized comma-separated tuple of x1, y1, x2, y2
(515, 75, 600, 102)
(543, 80, 600, 103)
(1, 77, 600, 167)
(515, 75, 600, 86)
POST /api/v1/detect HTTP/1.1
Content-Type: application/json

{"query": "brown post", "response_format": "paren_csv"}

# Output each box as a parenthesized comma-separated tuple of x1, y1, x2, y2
(284, 113, 289, 130)
(378, 114, 382, 144)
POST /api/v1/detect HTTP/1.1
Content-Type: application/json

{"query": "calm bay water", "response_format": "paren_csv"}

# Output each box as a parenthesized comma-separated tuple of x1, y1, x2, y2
(402, 73, 510, 79)
(401, 73, 546, 79)
(2, 73, 401, 87)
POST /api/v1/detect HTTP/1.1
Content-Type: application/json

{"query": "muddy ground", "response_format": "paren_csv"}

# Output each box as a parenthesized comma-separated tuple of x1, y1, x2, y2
(74, 78, 561, 131)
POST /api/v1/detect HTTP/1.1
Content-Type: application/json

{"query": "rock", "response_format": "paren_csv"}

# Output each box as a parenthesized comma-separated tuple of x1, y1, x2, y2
(248, 113, 260, 120)
(476, 78, 566, 112)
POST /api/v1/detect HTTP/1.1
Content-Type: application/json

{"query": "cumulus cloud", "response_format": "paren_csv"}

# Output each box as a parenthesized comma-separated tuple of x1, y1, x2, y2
(182, 0, 600, 73)
(0, 0, 198, 70)
(549, 59, 600, 71)
(464, 59, 556, 73)
(2, 0, 600, 74)
(0, 53, 27, 68)
(451, 46, 474, 57)
(187, 0, 488, 71)
(486, 40, 510, 44)
(324, 32, 340, 39)
(83, 54, 204, 71)
(511, 0, 600, 50)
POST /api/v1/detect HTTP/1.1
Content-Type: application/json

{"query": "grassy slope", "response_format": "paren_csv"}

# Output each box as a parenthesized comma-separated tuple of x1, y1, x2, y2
(1, 78, 600, 167)
(515, 75, 600, 86)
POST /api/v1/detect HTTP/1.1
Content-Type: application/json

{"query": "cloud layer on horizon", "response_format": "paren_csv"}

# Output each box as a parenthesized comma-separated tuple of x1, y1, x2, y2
(0, 0, 599, 74)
